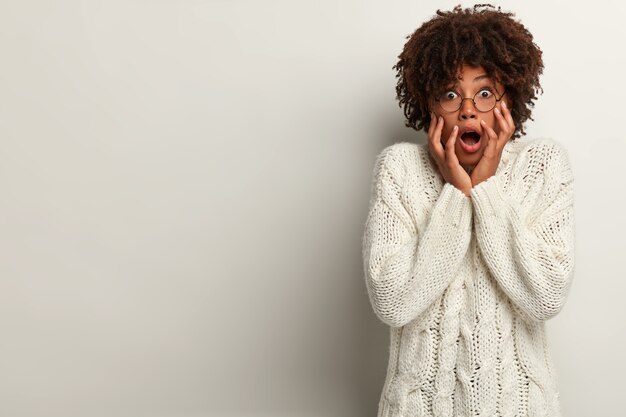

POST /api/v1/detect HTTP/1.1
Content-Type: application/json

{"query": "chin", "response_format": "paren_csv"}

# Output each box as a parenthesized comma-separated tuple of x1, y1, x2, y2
(456, 147, 484, 168)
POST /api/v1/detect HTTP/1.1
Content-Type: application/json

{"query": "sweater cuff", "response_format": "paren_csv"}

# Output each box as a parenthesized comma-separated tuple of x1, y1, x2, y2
(469, 174, 510, 221)
(438, 182, 472, 230)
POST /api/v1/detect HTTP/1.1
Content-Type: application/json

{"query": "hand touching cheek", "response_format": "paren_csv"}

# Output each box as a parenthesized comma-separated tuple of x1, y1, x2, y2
(470, 100, 515, 186)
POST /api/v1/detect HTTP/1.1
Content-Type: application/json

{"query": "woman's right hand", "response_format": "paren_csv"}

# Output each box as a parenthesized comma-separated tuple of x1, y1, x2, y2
(427, 113, 472, 197)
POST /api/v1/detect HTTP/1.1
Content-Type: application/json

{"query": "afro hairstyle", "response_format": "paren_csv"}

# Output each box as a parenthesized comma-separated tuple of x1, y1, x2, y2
(393, 4, 544, 139)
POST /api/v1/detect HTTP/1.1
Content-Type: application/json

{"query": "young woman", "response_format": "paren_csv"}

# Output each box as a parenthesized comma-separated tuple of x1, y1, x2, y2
(362, 4, 575, 417)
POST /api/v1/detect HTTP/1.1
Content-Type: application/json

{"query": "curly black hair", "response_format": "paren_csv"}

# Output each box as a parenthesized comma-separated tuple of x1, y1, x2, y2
(393, 4, 544, 139)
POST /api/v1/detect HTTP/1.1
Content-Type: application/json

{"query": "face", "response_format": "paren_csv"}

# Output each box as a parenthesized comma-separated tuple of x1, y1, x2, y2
(431, 64, 511, 170)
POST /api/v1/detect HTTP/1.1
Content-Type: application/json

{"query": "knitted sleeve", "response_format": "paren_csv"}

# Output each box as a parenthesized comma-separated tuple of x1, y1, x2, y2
(470, 142, 575, 323)
(362, 145, 473, 328)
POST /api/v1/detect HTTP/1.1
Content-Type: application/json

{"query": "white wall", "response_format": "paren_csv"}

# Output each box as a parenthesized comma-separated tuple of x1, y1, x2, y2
(0, 1, 623, 416)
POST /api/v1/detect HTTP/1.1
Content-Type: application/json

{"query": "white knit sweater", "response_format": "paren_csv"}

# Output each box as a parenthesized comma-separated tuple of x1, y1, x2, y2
(362, 137, 575, 417)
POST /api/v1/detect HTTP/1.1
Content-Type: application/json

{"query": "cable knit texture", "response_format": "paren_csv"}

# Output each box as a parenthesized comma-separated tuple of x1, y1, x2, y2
(362, 137, 575, 417)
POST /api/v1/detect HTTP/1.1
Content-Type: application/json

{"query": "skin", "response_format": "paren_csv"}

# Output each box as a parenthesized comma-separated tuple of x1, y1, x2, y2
(427, 64, 515, 197)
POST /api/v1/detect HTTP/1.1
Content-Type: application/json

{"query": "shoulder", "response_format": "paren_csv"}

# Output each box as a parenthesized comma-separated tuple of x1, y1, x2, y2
(508, 137, 574, 181)
(373, 141, 424, 179)
(375, 141, 422, 167)
(518, 137, 570, 159)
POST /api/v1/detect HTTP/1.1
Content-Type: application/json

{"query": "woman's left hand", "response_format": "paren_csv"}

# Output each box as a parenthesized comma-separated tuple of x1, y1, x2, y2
(470, 101, 515, 187)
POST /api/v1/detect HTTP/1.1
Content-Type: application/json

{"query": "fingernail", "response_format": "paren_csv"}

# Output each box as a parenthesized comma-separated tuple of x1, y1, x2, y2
(453, 125, 458, 131)
(480, 120, 486, 124)
(502, 101, 507, 108)
(494, 107, 500, 114)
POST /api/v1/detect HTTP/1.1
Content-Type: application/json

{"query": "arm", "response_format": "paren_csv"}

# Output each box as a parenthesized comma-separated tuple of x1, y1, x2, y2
(362, 146, 473, 328)
(470, 143, 576, 323)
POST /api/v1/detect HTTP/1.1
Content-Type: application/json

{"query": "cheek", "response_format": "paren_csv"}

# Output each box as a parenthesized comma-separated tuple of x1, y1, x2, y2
(483, 115, 499, 134)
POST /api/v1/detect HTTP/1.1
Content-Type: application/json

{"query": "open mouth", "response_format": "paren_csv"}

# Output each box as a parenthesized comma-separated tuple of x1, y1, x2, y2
(460, 131, 481, 145)
(458, 129, 482, 153)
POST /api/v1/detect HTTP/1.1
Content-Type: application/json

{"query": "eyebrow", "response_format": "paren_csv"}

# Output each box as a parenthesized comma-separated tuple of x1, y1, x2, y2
(473, 74, 491, 82)
(448, 74, 494, 90)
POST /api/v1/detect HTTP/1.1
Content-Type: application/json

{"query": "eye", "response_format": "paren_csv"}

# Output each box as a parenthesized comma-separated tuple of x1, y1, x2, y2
(477, 88, 494, 99)
(441, 91, 459, 101)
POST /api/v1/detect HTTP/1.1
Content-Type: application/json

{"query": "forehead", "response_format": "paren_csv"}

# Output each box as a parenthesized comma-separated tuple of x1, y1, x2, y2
(452, 64, 500, 87)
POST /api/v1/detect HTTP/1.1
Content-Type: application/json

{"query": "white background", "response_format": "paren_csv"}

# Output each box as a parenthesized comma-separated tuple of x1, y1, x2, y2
(0, 1, 624, 416)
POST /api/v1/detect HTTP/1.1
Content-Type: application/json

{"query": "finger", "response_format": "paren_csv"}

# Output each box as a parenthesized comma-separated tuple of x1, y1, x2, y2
(445, 125, 460, 165)
(428, 112, 436, 137)
(501, 101, 515, 130)
(496, 103, 515, 142)
(481, 120, 498, 144)
(493, 106, 509, 137)
(480, 120, 499, 157)
(493, 106, 514, 151)
(428, 113, 444, 160)
(427, 113, 436, 143)
(429, 116, 445, 162)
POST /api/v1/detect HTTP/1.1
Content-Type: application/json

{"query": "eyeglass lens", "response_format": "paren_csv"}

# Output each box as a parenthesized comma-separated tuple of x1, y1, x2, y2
(438, 90, 497, 112)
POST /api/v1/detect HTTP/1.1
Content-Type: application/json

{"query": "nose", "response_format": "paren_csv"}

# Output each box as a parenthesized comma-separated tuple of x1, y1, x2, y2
(459, 98, 477, 120)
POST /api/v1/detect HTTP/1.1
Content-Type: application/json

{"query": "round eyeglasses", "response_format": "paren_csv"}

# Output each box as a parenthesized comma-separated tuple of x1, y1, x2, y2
(437, 87, 507, 113)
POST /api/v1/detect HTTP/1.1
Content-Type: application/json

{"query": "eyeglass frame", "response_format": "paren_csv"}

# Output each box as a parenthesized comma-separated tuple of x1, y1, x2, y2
(436, 87, 507, 113)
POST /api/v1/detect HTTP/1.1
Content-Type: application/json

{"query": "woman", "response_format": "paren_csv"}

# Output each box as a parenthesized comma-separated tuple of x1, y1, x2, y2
(362, 4, 575, 417)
